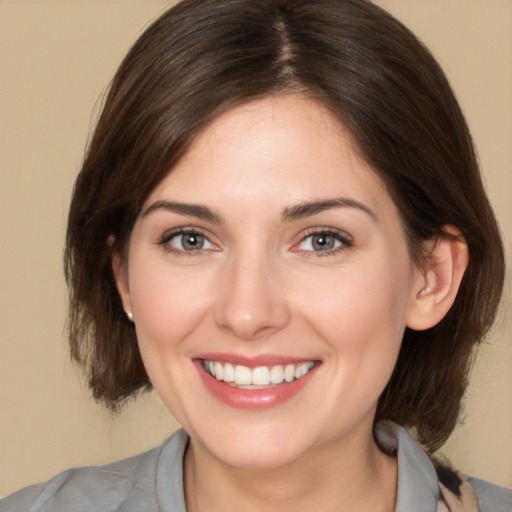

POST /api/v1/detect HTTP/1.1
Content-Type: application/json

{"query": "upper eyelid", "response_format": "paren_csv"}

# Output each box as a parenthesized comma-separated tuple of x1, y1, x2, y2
(298, 227, 353, 242)
(159, 227, 217, 246)
(158, 228, 219, 256)
(162, 227, 193, 236)
(159, 226, 351, 239)
(160, 226, 210, 239)
(156, 226, 352, 249)
(291, 228, 354, 254)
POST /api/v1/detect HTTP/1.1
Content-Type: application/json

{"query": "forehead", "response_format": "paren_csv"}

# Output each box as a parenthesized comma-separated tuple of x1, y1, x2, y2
(146, 94, 391, 211)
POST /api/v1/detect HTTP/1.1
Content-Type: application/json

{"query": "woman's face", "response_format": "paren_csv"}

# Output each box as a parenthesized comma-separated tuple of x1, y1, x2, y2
(116, 95, 424, 468)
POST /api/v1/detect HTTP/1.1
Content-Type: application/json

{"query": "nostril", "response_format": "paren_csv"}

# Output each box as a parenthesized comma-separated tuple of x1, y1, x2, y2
(213, 261, 291, 340)
(217, 317, 280, 342)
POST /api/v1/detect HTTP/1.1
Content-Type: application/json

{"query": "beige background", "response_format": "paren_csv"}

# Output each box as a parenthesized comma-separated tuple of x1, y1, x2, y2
(0, 0, 511, 498)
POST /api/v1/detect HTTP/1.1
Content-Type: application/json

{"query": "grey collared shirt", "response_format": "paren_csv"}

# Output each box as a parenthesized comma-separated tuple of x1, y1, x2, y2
(1, 422, 511, 511)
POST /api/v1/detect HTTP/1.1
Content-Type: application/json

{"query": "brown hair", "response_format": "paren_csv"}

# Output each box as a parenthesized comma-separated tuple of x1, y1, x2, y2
(65, 0, 505, 452)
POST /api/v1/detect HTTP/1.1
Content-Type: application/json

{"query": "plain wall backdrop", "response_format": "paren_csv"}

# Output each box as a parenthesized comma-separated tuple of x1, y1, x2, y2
(1, 0, 511, 497)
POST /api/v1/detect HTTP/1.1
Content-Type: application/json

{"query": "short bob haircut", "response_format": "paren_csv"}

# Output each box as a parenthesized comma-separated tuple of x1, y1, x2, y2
(65, 0, 504, 453)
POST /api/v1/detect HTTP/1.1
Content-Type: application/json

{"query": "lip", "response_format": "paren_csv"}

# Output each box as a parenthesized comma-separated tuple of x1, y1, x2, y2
(197, 352, 316, 368)
(194, 355, 320, 411)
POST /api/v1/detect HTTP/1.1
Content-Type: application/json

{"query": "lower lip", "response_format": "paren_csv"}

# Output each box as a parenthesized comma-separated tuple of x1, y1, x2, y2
(194, 360, 318, 411)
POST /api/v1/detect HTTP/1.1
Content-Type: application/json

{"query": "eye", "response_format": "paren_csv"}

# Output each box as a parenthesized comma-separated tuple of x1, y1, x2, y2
(161, 229, 216, 252)
(295, 229, 351, 254)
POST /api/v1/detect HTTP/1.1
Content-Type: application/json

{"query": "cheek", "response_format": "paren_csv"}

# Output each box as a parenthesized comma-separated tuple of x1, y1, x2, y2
(299, 264, 410, 334)
(292, 261, 412, 423)
(128, 259, 214, 354)
(294, 255, 413, 370)
(126, 259, 216, 416)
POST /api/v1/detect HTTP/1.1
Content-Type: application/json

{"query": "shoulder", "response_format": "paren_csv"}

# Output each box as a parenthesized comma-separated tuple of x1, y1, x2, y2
(375, 421, 512, 512)
(0, 429, 189, 512)
(468, 476, 512, 512)
(0, 449, 160, 512)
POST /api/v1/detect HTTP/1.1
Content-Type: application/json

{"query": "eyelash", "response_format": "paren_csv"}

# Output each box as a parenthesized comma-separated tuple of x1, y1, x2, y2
(158, 228, 217, 256)
(157, 227, 353, 257)
(293, 228, 353, 257)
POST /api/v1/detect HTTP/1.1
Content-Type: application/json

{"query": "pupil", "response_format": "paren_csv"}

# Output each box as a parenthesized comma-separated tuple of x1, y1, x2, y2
(313, 234, 334, 251)
(183, 233, 203, 250)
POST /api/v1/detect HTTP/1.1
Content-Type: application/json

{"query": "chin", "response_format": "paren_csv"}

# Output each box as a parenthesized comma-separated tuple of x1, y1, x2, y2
(212, 440, 307, 470)
(191, 420, 314, 470)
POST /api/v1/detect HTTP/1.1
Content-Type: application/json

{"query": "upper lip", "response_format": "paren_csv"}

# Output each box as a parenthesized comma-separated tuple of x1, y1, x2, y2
(196, 353, 319, 368)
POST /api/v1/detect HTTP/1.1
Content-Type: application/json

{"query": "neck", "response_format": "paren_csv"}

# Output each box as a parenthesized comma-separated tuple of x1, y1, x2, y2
(184, 424, 397, 512)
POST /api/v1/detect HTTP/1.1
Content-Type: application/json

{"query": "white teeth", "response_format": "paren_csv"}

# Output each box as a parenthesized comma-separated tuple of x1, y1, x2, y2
(284, 364, 295, 382)
(234, 365, 252, 385)
(203, 360, 315, 387)
(214, 361, 223, 381)
(223, 363, 235, 382)
(252, 366, 270, 385)
(295, 362, 313, 379)
(270, 365, 284, 384)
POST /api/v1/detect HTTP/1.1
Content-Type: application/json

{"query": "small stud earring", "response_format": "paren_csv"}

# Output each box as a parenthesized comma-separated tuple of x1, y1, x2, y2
(126, 311, 134, 321)
(418, 286, 432, 298)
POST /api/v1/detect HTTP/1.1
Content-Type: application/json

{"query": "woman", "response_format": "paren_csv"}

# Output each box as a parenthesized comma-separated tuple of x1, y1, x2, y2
(2, 0, 510, 510)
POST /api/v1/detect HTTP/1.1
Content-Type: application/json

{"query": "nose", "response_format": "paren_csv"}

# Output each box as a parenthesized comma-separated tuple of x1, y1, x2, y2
(214, 252, 291, 341)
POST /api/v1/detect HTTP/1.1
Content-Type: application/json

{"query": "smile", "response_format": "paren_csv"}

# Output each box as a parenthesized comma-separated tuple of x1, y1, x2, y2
(202, 360, 316, 388)
(195, 356, 319, 410)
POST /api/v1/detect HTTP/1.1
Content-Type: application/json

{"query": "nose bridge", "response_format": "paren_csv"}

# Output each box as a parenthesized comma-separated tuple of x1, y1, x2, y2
(215, 244, 290, 341)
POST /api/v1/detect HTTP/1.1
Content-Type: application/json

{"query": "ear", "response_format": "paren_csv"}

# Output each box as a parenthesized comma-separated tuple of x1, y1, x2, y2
(406, 226, 469, 331)
(109, 235, 132, 317)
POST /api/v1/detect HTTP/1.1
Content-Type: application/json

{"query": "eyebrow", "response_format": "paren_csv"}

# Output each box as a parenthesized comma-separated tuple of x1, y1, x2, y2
(141, 200, 223, 223)
(281, 198, 376, 222)
(141, 197, 375, 224)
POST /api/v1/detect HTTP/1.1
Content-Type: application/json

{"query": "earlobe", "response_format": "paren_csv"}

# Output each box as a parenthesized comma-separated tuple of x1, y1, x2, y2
(406, 226, 469, 331)
(109, 236, 132, 316)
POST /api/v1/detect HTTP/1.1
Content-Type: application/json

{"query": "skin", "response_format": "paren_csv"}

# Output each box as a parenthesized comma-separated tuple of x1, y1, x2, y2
(114, 95, 468, 511)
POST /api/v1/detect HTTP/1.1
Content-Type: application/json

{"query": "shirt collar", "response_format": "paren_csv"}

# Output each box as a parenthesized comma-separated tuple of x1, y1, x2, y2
(159, 422, 441, 512)
(375, 420, 440, 512)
